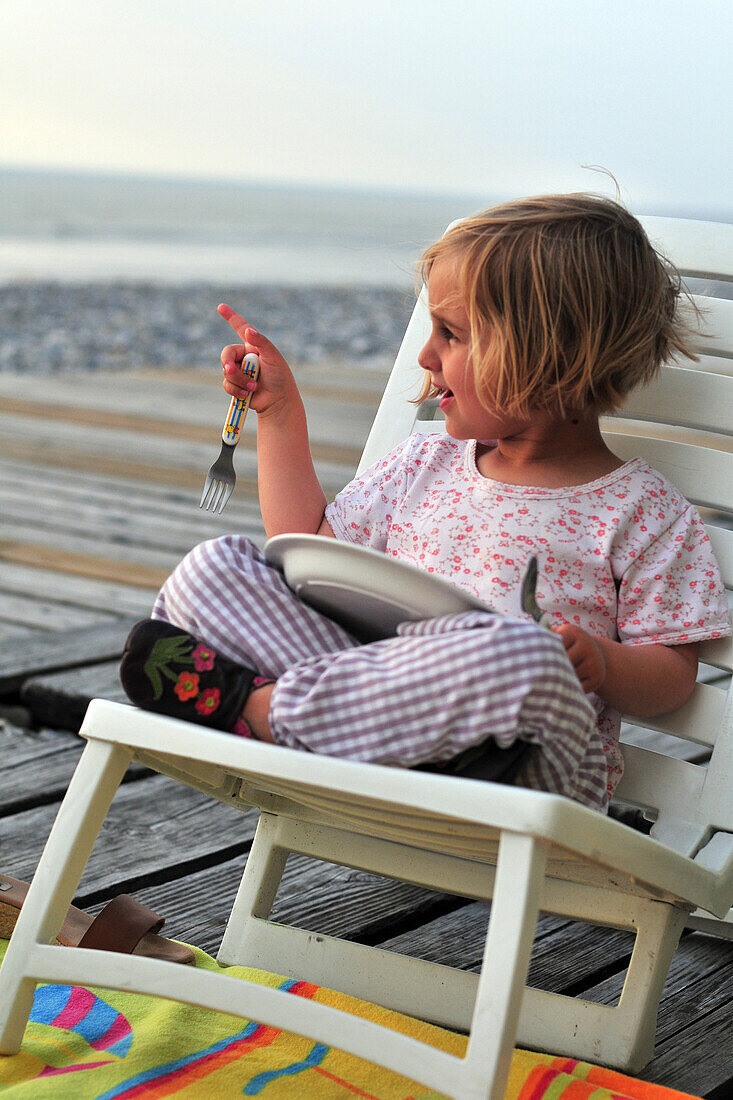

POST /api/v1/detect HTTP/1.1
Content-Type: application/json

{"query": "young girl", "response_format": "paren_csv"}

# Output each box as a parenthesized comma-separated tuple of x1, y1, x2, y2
(121, 194, 731, 812)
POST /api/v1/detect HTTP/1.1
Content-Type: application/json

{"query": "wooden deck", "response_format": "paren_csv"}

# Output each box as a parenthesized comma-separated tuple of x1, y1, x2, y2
(1, 365, 732, 1098)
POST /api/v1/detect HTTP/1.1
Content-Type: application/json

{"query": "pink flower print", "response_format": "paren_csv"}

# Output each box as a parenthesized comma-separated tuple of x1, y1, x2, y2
(192, 644, 215, 672)
(175, 671, 200, 701)
(195, 688, 221, 716)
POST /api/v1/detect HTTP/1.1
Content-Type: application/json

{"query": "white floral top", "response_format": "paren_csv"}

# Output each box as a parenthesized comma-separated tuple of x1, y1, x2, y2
(326, 434, 731, 797)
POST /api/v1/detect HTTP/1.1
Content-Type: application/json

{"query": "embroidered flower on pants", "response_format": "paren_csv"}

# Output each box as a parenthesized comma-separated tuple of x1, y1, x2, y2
(192, 643, 216, 672)
(175, 671, 200, 701)
(195, 688, 221, 716)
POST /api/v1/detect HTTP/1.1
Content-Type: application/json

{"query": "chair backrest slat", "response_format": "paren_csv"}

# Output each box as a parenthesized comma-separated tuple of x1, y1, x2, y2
(687, 296, 733, 359)
(699, 634, 733, 674)
(615, 745, 706, 819)
(638, 216, 733, 283)
(599, 433, 733, 513)
(618, 366, 733, 435)
(626, 681, 725, 749)
(678, 352, 733, 378)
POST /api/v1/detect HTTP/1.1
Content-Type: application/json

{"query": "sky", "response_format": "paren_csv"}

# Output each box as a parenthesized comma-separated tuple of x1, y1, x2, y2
(3, 0, 732, 218)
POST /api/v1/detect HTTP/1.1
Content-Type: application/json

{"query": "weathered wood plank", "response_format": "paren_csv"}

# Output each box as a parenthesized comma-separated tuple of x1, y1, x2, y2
(0, 457, 261, 526)
(645, 984, 733, 1094)
(115, 853, 451, 958)
(0, 622, 40, 642)
(0, 521, 191, 574)
(0, 725, 84, 815)
(378, 900, 636, 990)
(0, 411, 360, 484)
(0, 618, 138, 694)
(0, 365, 385, 443)
(0, 363, 389, 410)
(0, 561, 156, 618)
(0, 495, 264, 557)
(0, 472, 262, 530)
(0, 542, 171, 591)
(0, 590, 120, 632)
(21, 659, 126, 730)
(0, 772, 259, 900)
(0, 723, 148, 814)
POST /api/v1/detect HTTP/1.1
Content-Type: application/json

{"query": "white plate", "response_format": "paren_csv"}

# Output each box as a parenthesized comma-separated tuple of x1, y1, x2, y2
(265, 534, 491, 640)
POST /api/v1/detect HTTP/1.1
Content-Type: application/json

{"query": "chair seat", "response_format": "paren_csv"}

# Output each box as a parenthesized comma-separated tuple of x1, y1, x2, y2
(90, 700, 727, 919)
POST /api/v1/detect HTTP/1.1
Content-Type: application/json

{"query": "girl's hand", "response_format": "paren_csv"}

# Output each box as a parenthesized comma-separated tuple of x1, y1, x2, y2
(218, 303, 299, 420)
(552, 623, 606, 694)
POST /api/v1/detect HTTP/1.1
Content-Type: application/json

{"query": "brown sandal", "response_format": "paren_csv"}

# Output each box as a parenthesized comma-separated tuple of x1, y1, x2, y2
(0, 875, 195, 966)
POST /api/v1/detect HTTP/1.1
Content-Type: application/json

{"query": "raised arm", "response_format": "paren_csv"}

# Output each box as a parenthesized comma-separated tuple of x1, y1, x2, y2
(219, 304, 334, 539)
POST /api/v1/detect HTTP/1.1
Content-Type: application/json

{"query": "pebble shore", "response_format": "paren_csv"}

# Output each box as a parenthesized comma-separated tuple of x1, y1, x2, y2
(0, 282, 415, 375)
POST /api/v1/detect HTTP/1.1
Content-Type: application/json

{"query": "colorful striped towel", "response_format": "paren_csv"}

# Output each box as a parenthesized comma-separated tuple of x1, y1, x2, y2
(0, 939, 700, 1099)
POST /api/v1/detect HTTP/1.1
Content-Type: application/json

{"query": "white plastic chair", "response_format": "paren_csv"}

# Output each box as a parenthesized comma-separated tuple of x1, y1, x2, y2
(1, 216, 732, 1100)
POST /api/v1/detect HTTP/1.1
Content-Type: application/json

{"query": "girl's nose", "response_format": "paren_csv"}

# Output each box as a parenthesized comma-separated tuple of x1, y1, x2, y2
(418, 338, 437, 371)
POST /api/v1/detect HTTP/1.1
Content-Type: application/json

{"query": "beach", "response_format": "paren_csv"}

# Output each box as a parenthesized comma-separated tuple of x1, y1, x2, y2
(0, 281, 413, 376)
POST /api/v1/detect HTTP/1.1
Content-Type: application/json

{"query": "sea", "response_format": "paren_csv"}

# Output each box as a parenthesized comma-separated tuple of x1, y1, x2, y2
(0, 167, 491, 288)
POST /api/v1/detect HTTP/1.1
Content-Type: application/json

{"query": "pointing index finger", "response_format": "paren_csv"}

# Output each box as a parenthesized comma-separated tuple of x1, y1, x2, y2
(218, 303, 251, 341)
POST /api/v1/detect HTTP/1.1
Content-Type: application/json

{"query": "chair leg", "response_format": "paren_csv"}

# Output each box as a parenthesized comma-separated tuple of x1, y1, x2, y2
(217, 812, 288, 966)
(611, 900, 688, 1071)
(0, 738, 132, 1054)
(513, 889, 689, 1072)
(458, 831, 547, 1100)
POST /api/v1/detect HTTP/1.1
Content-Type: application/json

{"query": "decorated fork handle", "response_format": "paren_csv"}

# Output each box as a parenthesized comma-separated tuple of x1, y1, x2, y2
(222, 353, 260, 445)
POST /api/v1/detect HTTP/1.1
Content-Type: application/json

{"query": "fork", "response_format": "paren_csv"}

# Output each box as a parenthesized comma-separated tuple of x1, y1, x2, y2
(199, 353, 260, 513)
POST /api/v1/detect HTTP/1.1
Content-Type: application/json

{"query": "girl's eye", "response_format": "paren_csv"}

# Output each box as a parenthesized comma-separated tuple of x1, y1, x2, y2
(440, 325, 457, 342)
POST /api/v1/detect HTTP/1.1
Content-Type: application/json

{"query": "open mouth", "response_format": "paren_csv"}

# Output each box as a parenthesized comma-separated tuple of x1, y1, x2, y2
(437, 386, 454, 406)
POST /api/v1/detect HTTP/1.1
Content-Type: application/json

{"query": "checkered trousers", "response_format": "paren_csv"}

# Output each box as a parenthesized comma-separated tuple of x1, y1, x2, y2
(152, 535, 608, 811)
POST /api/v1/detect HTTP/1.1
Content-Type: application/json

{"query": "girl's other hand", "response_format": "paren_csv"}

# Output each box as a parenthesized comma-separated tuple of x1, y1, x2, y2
(218, 303, 299, 419)
(553, 623, 606, 694)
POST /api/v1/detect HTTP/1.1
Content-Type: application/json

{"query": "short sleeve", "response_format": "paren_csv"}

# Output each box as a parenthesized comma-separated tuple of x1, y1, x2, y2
(325, 436, 422, 551)
(617, 504, 731, 646)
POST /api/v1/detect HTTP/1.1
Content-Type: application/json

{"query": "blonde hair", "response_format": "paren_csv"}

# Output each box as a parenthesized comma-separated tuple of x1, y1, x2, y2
(417, 193, 698, 417)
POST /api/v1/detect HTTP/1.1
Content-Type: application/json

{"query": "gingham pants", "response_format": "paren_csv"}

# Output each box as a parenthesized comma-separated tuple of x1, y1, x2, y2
(152, 536, 608, 810)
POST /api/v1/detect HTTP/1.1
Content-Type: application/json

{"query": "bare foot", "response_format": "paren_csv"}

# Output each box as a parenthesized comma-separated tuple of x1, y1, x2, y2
(242, 682, 275, 742)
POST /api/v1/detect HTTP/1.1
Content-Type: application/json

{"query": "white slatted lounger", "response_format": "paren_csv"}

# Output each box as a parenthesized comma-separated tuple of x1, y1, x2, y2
(1, 216, 732, 1100)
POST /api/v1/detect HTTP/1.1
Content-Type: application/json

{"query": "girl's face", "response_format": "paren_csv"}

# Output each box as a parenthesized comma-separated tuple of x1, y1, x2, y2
(418, 259, 526, 441)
